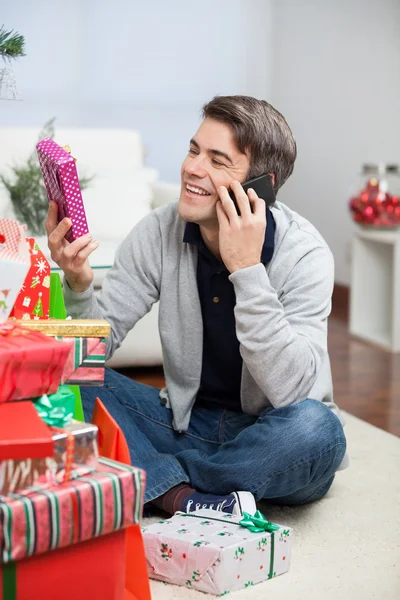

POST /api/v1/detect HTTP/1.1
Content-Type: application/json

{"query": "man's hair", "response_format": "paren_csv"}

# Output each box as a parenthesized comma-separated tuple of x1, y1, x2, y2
(202, 95, 297, 194)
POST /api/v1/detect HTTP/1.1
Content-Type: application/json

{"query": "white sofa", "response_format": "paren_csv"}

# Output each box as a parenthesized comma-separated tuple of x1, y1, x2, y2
(0, 126, 181, 367)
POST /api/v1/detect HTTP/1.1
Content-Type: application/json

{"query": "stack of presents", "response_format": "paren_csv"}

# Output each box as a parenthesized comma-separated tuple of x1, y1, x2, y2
(0, 215, 294, 599)
(0, 217, 150, 600)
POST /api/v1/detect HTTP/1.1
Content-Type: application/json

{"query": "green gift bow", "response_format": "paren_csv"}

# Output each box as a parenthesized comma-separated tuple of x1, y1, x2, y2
(33, 385, 75, 428)
(239, 510, 280, 534)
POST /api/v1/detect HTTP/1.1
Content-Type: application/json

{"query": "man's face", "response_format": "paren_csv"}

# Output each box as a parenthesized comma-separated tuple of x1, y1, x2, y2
(178, 118, 250, 226)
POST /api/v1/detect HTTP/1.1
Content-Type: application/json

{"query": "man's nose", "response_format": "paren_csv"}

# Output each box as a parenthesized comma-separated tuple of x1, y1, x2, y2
(185, 154, 208, 178)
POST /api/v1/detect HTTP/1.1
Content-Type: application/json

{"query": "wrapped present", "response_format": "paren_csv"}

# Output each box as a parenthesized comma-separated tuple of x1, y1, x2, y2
(0, 457, 146, 564)
(142, 509, 293, 595)
(58, 336, 107, 386)
(0, 419, 99, 496)
(0, 456, 57, 497)
(13, 318, 111, 337)
(36, 138, 89, 243)
(52, 419, 99, 476)
(9, 238, 50, 320)
(0, 219, 30, 323)
(0, 394, 98, 495)
(13, 319, 110, 386)
(0, 323, 72, 402)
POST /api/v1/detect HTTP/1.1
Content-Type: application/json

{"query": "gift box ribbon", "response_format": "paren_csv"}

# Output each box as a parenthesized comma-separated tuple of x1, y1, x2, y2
(50, 428, 75, 482)
(239, 510, 280, 534)
(2, 562, 16, 600)
(33, 386, 75, 428)
(180, 510, 279, 580)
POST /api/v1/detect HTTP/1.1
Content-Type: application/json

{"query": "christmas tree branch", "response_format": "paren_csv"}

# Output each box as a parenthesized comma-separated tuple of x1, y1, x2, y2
(0, 26, 25, 60)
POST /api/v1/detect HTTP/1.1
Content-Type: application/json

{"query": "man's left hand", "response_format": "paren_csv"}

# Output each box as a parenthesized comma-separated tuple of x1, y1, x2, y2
(216, 181, 267, 273)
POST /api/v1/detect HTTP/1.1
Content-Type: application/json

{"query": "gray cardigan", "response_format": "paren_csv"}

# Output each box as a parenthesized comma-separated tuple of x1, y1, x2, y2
(64, 200, 343, 435)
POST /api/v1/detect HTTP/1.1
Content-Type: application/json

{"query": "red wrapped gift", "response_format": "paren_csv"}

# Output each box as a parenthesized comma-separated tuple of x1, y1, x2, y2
(0, 458, 151, 600)
(0, 323, 72, 402)
(9, 238, 50, 320)
(0, 526, 151, 600)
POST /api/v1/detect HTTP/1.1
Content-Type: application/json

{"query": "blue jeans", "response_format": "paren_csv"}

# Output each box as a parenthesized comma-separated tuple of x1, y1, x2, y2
(82, 368, 346, 505)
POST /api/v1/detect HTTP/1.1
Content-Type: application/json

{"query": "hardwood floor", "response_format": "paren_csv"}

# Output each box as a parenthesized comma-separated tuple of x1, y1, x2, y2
(119, 291, 400, 437)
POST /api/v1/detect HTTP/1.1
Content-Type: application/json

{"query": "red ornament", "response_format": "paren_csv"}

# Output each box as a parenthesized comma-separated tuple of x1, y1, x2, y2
(349, 178, 400, 228)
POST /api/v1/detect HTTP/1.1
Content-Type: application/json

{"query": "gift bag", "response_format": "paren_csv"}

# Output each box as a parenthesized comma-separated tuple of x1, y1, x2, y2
(91, 399, 151, 600)
(49, 272, 66, 319)
(92, 397, 131, 464)
(0, 529, 127, 600)
(9, 238, 50, 320)
(0, 219, 30, 323)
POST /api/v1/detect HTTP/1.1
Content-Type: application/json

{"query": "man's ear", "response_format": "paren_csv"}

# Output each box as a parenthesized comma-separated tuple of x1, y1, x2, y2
(268, 173, 275, 186)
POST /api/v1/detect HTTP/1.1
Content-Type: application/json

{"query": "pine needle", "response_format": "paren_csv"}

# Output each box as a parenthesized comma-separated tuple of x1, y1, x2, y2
(0, 26, 26, 60)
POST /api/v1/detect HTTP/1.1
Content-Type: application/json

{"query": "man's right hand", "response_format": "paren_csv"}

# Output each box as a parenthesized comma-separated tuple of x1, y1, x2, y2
(45, 201, 98, 293)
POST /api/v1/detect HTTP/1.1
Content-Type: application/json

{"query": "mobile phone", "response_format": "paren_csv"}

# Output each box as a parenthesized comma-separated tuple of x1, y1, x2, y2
(228, 173, 275, 214)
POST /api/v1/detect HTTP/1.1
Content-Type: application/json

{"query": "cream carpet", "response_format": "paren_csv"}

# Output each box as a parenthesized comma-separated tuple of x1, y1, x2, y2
(143, 412, 400, 599)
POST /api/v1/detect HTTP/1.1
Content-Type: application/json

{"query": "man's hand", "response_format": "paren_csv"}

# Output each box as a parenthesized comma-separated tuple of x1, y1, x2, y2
(216, 181, 266, 273)
(45, 201, 98, 292)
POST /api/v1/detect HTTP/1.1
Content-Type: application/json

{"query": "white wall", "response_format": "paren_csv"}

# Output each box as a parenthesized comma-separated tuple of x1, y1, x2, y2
(270, 0, 400, 284)
(0, 0, 273, 182)
(3, 0, 398, 285)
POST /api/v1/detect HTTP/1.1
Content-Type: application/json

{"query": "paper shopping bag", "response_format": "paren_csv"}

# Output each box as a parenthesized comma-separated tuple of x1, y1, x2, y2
(0, 219, 30, 323)
(9, 238, 50, 320)
(91, 397, 131, 464)
(90, 400, 151, 600)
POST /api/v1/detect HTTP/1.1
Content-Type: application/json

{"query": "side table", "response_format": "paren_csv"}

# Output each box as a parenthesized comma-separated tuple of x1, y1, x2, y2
(350, 228, 400, 352)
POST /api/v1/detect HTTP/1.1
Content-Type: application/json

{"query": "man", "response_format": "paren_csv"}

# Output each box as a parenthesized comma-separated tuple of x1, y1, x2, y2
(46, 95, 347, 517)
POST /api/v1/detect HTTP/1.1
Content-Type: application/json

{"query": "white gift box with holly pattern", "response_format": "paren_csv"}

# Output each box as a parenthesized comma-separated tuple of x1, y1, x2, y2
(141, 509, 293, 595)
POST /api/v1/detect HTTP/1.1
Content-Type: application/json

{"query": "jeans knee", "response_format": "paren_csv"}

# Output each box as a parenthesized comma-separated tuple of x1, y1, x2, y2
(291, 400, 346, 465)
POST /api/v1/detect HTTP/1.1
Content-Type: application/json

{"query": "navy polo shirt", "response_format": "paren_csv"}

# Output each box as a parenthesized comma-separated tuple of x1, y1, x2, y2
(183, 208, 276, 411)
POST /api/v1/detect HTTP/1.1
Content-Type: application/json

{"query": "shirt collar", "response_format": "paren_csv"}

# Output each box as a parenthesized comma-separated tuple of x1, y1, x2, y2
(183, 206, 276, 265)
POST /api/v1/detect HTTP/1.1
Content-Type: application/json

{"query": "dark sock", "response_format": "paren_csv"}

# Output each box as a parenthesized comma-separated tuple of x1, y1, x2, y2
(151, 483, 197, 515)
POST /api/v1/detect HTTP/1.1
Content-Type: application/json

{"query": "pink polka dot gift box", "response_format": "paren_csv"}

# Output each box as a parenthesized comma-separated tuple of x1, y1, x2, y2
(36, 138, 89, 243)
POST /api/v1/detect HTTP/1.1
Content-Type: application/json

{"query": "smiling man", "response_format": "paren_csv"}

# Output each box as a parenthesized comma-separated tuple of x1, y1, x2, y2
(46, 95, 347, 517)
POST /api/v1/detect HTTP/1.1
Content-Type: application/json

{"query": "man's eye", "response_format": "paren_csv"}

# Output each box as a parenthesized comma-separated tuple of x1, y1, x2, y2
(188, 148, 198, 155)
(212, 159, 225, 167)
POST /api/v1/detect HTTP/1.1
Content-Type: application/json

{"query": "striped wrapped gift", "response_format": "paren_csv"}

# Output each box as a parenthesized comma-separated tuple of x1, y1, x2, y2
(56, 337, 107, 386)
(0, 457, 146, 564)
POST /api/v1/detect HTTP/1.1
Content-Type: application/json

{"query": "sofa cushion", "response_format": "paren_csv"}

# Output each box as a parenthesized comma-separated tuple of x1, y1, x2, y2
(83, 167, 158, 240)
